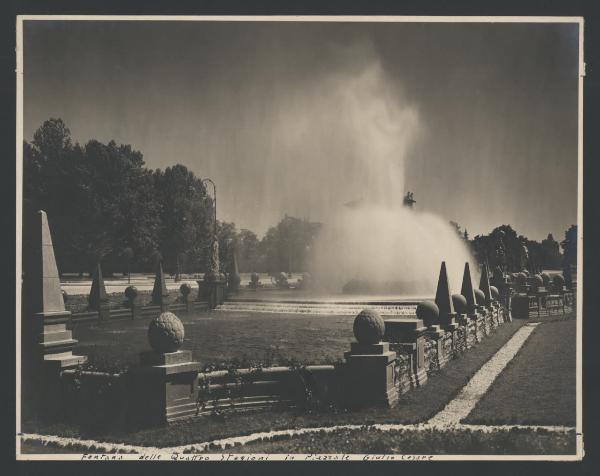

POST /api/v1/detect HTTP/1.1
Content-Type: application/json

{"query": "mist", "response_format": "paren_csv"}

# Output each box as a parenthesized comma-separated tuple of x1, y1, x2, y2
(290, 47, 478, 294)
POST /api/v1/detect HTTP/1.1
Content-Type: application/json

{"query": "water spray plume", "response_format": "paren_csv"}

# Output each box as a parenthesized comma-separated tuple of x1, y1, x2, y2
(302, 51, 478, 296)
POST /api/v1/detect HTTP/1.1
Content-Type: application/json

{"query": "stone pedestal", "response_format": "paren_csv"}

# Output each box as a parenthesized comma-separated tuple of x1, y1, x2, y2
(426, 324, 445, 339)
(535, 288, 548, 313)
(35, 312, 87, 367)
(385, 319, 428, 387)
(96, 303, 110, 321)
(130, 300, 141, 320)
(454, 313, 471, 353)
(197, 278, 227, 309)
(125, 296, 141, 320)
(343, 342, 398, 408)
(124, 287, 140, 319)
(467, 313, 480, 344)
(132, 350, 201, 425)
(511, 293, 530, 319)
(489, 302, 499, 326)
(475, 306, 490, 335)
(440, 314, 459, 331)
(456, 313, 469, 327)
(425, 325, 450, 369)
(22, 210, 87, 419)
(183, 292, 195, 312)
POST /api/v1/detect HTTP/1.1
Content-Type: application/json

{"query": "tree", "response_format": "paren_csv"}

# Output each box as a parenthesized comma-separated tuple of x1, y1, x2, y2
(471, 225, 523, 272)
(31, 118, 72, 162)
(216, 221, 238, 274)
(259, 215, 321, 274)
(541, 233, 562, 269)
(23, 119, 81, 274)
(121, 247, 134, 283)
(23, 119, 213, 275)
(237, 229, 261, 273)
(561, 225, 577, 267)
(154, 165, 212, 275)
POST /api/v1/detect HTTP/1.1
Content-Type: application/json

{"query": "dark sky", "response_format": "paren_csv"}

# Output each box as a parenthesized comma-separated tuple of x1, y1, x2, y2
(22, 20, 580, 240)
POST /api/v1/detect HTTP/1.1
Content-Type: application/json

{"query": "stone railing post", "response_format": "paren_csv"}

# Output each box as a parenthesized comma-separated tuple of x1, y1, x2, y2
(342, 310, 398, 408)
(510, 292, 530, 319)
(451, 294, 470, 353)
(180, 283, 193, 312)
(198, 273, 227, 309)
(124, 286, 140, 320)
(385, 318, 428, 388)
(415, 299, 447, 369)
(131, 312, 200, 426)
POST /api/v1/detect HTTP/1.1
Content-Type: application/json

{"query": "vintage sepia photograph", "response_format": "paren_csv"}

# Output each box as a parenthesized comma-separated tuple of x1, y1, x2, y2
(16, 16, 583, 460)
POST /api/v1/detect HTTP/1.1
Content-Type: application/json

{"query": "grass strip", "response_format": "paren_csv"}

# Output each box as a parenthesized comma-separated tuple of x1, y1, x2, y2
(224, 426, 576, 455)
(463, 317, 576, 426)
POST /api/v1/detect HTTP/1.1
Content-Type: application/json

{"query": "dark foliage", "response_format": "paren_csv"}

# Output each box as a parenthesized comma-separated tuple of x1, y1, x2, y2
(23, 119, 322, 276)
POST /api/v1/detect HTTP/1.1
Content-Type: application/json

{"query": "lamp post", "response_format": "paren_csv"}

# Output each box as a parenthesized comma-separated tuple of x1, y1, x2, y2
(201, 178, 217, 237)
(199, 178, 225, 308)
(201, 177, 220, 279)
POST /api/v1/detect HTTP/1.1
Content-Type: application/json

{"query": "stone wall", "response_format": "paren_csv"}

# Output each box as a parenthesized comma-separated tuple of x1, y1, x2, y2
(196, 364, 340, 415)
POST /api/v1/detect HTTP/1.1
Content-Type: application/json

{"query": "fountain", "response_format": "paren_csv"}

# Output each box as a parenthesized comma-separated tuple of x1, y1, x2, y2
(226, 48, 479, 310)
(309, 197, 478, 299)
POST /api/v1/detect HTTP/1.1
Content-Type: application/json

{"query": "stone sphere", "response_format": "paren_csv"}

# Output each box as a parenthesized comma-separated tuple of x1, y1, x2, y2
(61, 289, 68, 303)
(353, 309, 386, 344)
(490, 286, 499, 300)
(416, 301, 440, 327)
(451, 294, 468, 314)
(124, 285, 138, 300)
(180, 283, 192, 295)
(533, 274, 544, 286)
(474, 288, 486, 306)
(541, 273, 551, 286)
(148, 312, 185, 353)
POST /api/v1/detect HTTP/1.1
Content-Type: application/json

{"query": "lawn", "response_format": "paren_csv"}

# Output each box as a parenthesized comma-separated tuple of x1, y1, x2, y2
(23, 320, 525, 448)
(71, 310, 356, 372)
(226, 427, 576, 455)
(463, 316, 576, 426)
(19, 427, 575, 456)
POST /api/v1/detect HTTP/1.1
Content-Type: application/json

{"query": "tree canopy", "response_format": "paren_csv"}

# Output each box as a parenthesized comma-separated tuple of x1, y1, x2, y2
(23, 119, 321, 276)
(23, 119, 213, 275)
